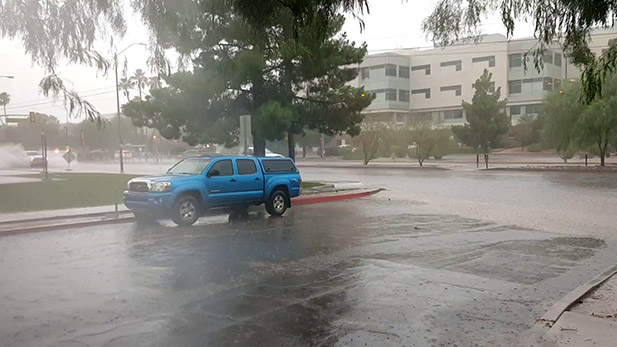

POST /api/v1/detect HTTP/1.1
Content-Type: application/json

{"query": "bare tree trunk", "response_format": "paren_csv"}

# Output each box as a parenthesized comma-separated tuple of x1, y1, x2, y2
(302, 145, 306, 158)
(484, 153, 489, 169)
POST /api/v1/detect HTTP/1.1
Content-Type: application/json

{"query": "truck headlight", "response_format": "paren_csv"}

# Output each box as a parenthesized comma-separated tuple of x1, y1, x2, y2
(151, 182, 171, 192)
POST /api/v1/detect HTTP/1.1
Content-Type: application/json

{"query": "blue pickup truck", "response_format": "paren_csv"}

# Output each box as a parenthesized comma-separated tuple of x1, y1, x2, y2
(124, 155, 301, 226)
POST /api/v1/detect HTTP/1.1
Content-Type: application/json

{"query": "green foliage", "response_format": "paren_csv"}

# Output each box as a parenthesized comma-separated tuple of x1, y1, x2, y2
(576, 93, 617, 166)
(543, 81, 585, 162)
(125, 1, 372, 154)
(351, 122, 387, 165)
(457, 70, 509, 156)
(254, 101, 294, 141)
(510, 115, 541, 150)
(526, 143, 543, 152)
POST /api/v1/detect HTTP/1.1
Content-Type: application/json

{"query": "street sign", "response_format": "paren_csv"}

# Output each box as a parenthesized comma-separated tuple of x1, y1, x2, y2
(63, 150, 76, 163)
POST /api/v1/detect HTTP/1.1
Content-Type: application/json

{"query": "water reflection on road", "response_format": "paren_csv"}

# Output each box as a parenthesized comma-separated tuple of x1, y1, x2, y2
(2, 189, 617, 346)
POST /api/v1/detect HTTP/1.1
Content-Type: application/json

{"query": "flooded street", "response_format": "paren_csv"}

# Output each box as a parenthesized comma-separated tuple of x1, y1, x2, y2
(1, 168, 617, 346)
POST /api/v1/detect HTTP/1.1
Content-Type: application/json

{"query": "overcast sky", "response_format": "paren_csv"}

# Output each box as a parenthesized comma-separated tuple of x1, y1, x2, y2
(0, 0, 535, 122)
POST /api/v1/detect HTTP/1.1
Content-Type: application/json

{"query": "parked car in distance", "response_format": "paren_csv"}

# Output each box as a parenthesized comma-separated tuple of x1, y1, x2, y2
(25, 151, 46, 167)
(124, 155, 302, 226)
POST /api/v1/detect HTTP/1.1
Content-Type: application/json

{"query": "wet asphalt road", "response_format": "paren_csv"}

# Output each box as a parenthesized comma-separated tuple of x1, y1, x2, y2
(2, 168, 617, 347)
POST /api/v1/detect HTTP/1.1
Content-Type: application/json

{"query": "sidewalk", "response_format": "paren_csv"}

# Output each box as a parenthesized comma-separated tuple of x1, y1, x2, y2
(0, 184, 381, 234)
(541, 267, 617, 346)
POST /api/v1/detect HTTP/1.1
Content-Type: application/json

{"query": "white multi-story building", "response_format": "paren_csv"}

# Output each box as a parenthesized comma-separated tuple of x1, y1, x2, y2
(352, 30, 617, 126)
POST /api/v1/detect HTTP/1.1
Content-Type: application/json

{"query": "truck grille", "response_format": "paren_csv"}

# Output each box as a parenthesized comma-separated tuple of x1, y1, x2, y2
(129, 181, 149, 193)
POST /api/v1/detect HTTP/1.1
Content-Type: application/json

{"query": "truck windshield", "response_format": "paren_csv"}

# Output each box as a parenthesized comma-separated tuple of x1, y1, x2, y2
(167, 159, 211, 175)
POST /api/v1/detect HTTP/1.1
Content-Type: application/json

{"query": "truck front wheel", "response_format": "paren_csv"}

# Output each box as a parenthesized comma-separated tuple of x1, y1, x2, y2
(266, 190, 288, 217)
(171, 195, 200, 226)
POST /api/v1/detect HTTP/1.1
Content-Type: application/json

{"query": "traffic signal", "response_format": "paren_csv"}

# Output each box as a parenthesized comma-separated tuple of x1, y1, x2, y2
(29, 112, 35, 123)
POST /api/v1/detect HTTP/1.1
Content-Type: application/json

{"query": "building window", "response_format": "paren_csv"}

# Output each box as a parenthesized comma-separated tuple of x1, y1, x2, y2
(440, 60, 462, 71)
(509, 53, 522, 68)
(543, 51, 553, 64)
(411, 64, 431, 75)
(443, 109, 463, 119)
(360, 67, 370, 80)
(554, 52, 562, 66)
(399, 66, 410, 78)
(440, 85, 462, 96)
(554, 78, 562, 91)
(385, 64, 397, 77)
(543, 77, 553, 91)
(385, 88, 397, 101)
(472, 55, 496, 67)
(510, 105, 521, 115)
(399, 90, 410, 102)
(411, 88, 431, 99)
(524, 104, 543, 115)
(508, 80, 522, 94)
(523, 77, 543, 84)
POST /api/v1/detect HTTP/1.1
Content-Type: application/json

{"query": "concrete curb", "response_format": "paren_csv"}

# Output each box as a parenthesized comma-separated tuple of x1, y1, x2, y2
(292, 188, 384, 205)
(296, 164, 449, 170)
(539, 264, 617, 326)
(0, 214, 135, 235)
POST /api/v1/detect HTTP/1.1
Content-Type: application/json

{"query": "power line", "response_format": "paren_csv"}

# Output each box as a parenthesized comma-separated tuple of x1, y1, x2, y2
(6, 89, 116, 111)
(7, 85, 117, 109)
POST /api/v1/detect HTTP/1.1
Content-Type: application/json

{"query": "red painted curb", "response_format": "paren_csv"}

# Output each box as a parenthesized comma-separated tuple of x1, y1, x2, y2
(292, 188, 383, 206)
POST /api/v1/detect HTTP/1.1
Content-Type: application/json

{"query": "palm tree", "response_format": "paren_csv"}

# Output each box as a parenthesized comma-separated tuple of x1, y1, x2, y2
(0, 92, 10, 116)
(118, 77, 134, 102)
(148, 75, 162, 90)
(132, 69, 148, 100)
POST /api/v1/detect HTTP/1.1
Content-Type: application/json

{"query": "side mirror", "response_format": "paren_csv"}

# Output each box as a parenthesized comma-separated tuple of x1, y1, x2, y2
(207, 169, 220, 178)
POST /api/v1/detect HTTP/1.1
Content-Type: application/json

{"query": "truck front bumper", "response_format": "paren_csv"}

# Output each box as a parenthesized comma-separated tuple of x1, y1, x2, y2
(124, 191, 173, 215)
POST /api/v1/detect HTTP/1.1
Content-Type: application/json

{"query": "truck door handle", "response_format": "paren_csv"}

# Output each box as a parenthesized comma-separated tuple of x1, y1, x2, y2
(255, 177, 261, 181)
(230, 179, 236, 182)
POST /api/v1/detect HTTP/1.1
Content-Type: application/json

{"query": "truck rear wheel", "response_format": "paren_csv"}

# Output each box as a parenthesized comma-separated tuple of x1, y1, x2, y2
(171, 195, 200, 226)
(266, 190, 288, 217)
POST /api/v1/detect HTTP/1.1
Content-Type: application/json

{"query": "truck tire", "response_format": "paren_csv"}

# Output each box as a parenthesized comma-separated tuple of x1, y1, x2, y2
(171, 195, 200, 226)
(266, 190, 288, 217)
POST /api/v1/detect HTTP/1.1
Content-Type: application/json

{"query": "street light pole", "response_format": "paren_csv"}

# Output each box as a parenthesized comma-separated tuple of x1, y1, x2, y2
(115, 53, 124, 173)
(0, 75, 14, 79)
(114, 43, 146, 174)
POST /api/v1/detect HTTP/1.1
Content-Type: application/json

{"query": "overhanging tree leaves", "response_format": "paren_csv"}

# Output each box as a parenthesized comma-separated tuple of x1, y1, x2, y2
(455, 69, 509, 169)
(0, 0, 126, 122)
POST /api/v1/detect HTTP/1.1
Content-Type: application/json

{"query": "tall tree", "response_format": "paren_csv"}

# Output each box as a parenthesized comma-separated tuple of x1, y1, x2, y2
(132, 69, 148, 100)
(576, 74, 617, 167)
(148, 76, 162, 90)
(543, 82, 585, 162)
(454, 70, 509, 169)
(510, 115, 540, 151)
(0, 92, 10, 116)
(118, 77, 134, 103)
(408, 118, 450, 167)
(127, 0, 371, 156)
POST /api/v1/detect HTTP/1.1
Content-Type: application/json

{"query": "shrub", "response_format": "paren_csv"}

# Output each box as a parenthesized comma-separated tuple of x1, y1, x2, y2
(526, 143, 543, 152)
(391, 145, 408, 158)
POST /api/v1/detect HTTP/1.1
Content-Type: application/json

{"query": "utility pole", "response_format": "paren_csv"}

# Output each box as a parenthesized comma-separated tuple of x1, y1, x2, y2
(113, 42, 146, 174)
(115, 53, 124, 173)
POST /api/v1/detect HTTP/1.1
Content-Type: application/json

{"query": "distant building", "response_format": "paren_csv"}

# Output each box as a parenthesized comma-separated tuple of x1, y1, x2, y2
(351, 30, 617, 126)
